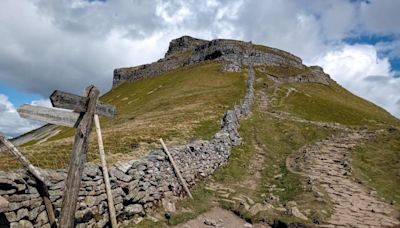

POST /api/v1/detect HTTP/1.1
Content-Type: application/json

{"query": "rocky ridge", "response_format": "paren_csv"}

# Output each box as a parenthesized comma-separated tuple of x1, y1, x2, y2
(113, 36, 330, 86)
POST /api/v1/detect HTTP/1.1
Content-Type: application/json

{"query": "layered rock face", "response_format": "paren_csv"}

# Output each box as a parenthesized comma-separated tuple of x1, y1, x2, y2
(113, 36, 306, 86)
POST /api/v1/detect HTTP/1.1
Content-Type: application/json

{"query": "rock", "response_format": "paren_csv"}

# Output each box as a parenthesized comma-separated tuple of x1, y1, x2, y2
(162, 198, 176, 213)
(0, 195, 9, 211)
(244, 196, 254, 205)
(204, 218, 217, 226)
(133, 216, 144, 224)
(109, 167, 132, 182)
(290, 207, 308, 221)
(16, 208, 29, 220)
(115, 160, 134, 173)
(124, 204, 144, 216)
(249, 203, 274, 216)
(287, 201, 297, 207)
(75, 208, 94, 223)
(244, 223, 253, 228)
(18, 220, 33, 228)
(146, 215, 158, 222)
(5, 211, 17, 222)
(84, 163, 100, 177)
(36, 210, 49, 226)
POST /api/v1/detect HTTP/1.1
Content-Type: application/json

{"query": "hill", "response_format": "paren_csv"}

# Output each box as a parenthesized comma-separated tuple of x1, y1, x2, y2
(1, 36, 399, 227)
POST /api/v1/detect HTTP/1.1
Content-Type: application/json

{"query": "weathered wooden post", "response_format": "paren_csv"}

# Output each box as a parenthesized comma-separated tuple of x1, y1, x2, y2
(17, 85, 116, 227)
(0, 135, 57, 227)
(159, 138, 193, 199)
(94, 114, 118, 227)
(59, 85, 99, 227)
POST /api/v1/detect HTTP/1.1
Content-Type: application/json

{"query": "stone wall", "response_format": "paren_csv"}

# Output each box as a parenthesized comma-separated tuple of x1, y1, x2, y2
(0, 66, 255, 228)
(113, 36, 302, 86)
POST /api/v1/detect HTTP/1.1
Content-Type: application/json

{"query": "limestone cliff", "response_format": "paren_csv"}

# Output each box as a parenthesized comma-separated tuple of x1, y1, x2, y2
(113, 36, 330, 86)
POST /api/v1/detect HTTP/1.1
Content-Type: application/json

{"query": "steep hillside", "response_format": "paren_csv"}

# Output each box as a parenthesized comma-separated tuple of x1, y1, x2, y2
(0, 62, 246, 169)
(1, 36, 399, 227)
(166, 64, 399, 228)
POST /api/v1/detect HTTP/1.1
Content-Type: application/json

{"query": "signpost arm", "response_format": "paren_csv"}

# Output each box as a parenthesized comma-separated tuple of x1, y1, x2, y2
(59, 86, 99, 228)
(94, 114, 118, 227)
(0, 135, 57, 227)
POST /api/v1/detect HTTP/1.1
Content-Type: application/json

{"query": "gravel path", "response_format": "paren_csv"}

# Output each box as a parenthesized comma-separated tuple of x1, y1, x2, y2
(290, 131, 400, 227)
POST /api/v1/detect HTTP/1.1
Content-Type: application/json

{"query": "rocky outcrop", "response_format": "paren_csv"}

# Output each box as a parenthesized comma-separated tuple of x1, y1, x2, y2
(0, 66, 255, 227)
(113, 36, 303, 86)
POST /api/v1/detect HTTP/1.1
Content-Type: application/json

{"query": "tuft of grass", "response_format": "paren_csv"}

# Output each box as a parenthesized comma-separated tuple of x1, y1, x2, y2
(352, 127, 400, 205)
(168, 184, 213, 225)
(192, 118, 221, 140)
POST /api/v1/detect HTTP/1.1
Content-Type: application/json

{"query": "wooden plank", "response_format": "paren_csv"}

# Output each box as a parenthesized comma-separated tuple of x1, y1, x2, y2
(94, 114, 118, 227)
(0, 135, 57, 227)
(50, 90, 116, 118)
(0, 124, 57, 153)
(159, 138, 193, 199)
(17, 104, 80, 128)
(59, 86, 99, 228)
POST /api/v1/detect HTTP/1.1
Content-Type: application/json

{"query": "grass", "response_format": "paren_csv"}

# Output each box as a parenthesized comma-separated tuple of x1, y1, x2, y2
(167, 184, 214, 225)
(219, 107, 334, 224)
(352, 127, 400, 205)
(267, 78, 397, 126)
(165, 83, 336, 226)
(2, 62, 246, 170)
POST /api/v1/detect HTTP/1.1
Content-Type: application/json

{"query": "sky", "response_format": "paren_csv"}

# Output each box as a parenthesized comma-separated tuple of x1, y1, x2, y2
(0, 0, 400, 137)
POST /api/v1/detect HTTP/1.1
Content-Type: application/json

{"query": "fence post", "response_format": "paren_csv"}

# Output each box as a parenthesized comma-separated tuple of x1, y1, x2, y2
(94, 114, 118, 227)
(159, 138, 193, 199)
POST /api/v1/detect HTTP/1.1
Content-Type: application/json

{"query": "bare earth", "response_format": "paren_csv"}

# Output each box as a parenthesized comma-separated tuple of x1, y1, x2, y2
(174, 207, 270, 228)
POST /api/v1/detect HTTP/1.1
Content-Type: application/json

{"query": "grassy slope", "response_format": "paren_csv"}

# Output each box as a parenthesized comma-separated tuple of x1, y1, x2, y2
(353, 128, 400, 204)
(0, 62, 246, 170)
(158, 67, 399, 227)
(267, 80, 396, 126)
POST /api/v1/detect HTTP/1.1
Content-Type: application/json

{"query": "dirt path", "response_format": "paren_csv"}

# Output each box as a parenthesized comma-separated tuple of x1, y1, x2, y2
(289, 131, 400, 227)
(174, 207, 269, 228)
(261, 85, 400, 227)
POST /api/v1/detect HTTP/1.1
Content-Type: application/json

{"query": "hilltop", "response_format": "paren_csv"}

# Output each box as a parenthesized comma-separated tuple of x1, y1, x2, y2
(0, 36, 399, 227)
(113, 36, 329, 86)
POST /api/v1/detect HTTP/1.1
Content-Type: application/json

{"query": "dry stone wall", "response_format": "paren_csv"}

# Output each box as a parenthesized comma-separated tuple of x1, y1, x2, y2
(0, 66, 255, 228)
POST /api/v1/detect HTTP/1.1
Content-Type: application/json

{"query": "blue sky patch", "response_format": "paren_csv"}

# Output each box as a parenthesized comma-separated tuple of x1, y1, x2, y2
(0, 83, 41, 107)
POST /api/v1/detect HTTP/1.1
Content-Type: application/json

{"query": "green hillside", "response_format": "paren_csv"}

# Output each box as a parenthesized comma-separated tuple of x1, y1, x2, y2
(161, 65, 400, 227)
(0, 62, 246, 169)
(1, 40, 398, 226)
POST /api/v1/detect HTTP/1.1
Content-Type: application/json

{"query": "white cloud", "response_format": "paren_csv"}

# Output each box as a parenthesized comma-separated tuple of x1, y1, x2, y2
(0, 94, 44, 138)
(309, 44, 400, 117)
(1, 0, 400, 136)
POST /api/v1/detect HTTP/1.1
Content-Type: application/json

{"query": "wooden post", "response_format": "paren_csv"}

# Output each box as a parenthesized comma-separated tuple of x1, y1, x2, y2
(94, 114, 118, 228)
(0, 135, 57, 227)
(159, 138, 193, 199)
(59, 86, 99, 228)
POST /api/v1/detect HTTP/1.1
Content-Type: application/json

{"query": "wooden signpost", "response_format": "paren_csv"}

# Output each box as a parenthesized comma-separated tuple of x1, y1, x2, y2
(17, 85, 117, 228)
